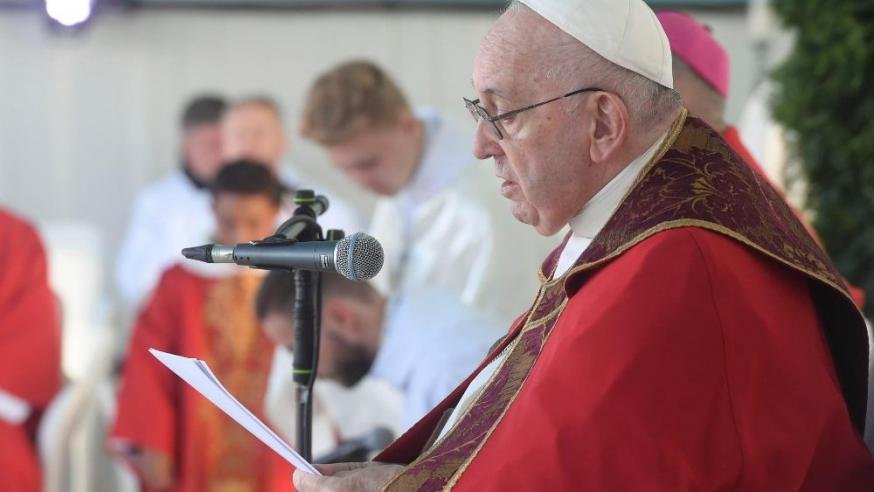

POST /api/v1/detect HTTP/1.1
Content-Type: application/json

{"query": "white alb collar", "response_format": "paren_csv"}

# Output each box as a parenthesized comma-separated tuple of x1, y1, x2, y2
(568, 131, 668, 239)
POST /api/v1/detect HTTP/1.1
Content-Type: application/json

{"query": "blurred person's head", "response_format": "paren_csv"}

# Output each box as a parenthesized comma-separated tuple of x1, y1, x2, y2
(222, 97, 288, 170)
(300, 61, 424, 196)
(256, 270, 385, 387)
(181, 95, 227, 184)
(657, 11, 729, 132)
(210, 160, 282, 245)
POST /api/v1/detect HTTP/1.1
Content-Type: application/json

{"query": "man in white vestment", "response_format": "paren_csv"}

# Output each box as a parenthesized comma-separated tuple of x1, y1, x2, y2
(115, 95, 228, 308)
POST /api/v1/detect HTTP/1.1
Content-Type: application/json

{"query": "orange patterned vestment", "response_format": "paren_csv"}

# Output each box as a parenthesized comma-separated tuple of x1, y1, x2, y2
(111, 265, 293, 492)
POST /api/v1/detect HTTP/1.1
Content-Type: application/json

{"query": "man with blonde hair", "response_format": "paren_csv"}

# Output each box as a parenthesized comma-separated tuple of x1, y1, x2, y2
(301, 61, 557, 326)
(294, 1, 874, 490)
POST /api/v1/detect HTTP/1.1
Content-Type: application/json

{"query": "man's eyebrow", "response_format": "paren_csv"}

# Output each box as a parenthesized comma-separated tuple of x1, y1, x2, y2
(470, 78, 507, 95)
(470, 81, 509, 101)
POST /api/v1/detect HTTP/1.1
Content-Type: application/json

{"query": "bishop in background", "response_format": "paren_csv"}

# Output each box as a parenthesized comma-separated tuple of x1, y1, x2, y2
(295, 0, 874, 490)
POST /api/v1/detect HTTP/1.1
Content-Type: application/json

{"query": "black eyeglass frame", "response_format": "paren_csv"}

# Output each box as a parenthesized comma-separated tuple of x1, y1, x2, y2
(463, 87, 603, 140)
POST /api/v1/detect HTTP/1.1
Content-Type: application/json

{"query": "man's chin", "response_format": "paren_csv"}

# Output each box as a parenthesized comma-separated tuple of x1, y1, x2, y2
(510, 203, 540, 230)
(338, 372, 367, 388)
(512, 207, 563, 236)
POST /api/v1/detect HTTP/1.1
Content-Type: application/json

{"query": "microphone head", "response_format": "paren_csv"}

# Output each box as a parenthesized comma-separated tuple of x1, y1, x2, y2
(181, 244, 212, 263)
(335, 233, 384, 282)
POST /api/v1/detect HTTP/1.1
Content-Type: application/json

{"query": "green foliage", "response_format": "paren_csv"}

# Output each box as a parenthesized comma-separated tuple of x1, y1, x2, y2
(771, 0, 874, 315)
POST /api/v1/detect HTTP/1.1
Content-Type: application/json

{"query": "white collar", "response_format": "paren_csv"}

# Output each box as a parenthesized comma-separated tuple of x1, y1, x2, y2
(568, 130, 668, 239)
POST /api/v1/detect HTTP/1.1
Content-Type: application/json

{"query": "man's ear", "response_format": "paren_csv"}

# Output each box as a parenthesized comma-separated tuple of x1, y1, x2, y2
(587, 92, 629, 164)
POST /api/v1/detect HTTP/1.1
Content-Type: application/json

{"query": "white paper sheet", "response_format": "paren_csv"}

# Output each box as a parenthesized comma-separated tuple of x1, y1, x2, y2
(149, 348, 321, 475)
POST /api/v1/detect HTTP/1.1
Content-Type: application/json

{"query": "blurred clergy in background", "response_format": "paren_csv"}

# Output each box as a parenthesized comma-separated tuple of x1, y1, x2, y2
(116, 95, 363, 312)
(115, 95, 228, 309)
(300, 60, 557, 327)
(294, 1, 874, 490)
(110, 162, 293, 492)
(221, 96, 364, 237)
(0, 207, 61, 492)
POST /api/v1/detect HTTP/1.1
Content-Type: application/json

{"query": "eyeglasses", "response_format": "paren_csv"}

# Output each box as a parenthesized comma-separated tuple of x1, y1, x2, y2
(463, 87, 603, 140)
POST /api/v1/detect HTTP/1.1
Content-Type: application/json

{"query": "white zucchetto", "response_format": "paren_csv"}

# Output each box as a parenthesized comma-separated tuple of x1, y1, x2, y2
(518, 0, 674, 89)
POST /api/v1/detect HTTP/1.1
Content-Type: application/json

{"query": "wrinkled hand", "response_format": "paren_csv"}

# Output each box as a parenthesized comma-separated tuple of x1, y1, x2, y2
(293, 462, 404, 492)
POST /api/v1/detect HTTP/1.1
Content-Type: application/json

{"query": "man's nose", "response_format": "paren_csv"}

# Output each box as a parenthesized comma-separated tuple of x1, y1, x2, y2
(472, 121, 502, 161)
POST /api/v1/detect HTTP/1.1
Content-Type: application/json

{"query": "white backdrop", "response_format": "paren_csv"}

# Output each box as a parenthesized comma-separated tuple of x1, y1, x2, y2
(0, 6, 756, 295)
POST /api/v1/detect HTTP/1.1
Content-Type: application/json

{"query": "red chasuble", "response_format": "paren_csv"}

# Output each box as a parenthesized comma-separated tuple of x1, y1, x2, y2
(722, 126, 865, 308)
(376, 114, 874, 490)
(0, 208, 61, 492)
(110, 265, 293, 492)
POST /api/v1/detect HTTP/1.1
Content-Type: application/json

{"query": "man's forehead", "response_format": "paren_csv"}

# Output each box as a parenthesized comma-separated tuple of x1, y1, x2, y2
(473, 7, 559, 97)
(473, 38, 527, 98)
(226, 103, 281, 124)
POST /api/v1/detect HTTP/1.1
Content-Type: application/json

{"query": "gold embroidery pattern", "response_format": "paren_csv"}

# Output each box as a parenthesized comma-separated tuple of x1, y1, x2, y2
(565, 119, 844, 294)
(198, 274, 274, 492)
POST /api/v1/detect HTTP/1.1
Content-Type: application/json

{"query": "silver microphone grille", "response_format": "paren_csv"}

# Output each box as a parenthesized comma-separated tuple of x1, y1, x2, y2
(335, 233, 384, 282)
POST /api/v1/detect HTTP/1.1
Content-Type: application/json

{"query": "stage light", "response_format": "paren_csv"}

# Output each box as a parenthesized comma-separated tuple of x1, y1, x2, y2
(45, 0, 92, 28)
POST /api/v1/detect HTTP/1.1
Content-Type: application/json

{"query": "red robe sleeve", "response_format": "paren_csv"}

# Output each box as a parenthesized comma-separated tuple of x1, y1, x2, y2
(0, 210, 61, 492)
(0, 210, 61, 408)
(453, 228, 874, 491)
(0, 420, 41, 492)
(110, 268, 186, 458)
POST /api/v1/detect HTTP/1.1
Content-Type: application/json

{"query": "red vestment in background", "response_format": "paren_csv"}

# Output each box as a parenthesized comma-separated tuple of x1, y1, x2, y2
(377, 115, 874, 490)
(0, 208, 61, 492)
(110, 265, 293, 492)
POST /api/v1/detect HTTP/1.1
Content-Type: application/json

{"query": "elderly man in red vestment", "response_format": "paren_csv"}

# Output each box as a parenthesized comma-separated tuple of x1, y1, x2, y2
(0, 208, 62, 492)
(110, 162, 294, 492)
(657, 10, 865, 308)
(293, 0, 874, 490)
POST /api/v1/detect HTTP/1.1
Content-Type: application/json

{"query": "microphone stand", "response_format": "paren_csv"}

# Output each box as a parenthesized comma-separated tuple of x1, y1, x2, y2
(274, 190, 342, 463)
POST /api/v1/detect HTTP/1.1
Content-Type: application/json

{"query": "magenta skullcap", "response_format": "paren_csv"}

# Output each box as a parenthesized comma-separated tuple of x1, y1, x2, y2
(657, 11, 730, 98)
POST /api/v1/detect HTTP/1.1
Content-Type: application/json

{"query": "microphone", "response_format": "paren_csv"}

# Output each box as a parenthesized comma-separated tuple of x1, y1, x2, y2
(314, 427, 395, 464)
(181, 232, 384, 282)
